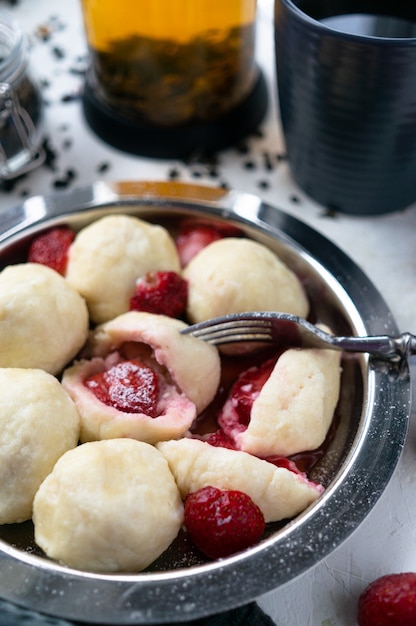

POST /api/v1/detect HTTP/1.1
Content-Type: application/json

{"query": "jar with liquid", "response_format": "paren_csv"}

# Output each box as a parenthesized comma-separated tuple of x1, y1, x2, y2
(80, 0, 267, 158)
(0, 11, 44, 180)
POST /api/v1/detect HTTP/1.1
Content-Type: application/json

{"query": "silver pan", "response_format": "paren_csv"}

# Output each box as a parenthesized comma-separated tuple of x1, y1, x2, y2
(0, 181, 410, 624)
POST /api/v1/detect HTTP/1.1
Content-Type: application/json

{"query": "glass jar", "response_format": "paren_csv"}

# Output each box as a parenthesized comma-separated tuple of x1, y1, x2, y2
(80, 0, 267, 158)
(0, 11, 44, 180)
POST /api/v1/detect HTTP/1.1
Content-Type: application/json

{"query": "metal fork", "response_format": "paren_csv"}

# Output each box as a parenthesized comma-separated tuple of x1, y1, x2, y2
(180, 311, 416, 363)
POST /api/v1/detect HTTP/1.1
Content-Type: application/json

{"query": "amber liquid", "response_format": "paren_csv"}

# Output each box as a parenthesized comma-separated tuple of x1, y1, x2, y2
(80, 0, 258, 125)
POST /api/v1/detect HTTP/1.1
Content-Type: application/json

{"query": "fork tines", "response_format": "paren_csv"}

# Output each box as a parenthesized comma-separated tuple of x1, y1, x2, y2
(182, 318, 275, 345)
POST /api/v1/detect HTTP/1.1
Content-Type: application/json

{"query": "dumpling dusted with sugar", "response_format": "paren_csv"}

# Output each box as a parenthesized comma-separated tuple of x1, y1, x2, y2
(62, 311, 221, 444)
(183, 238, 309, 324)
(157, 438, 322, 523)
(0, 368, 80, 525)
(33, 439, 184, 572)
(219, 338, 342, 457)
(0, 263, 88, 375)
(65, 214, 181, 324)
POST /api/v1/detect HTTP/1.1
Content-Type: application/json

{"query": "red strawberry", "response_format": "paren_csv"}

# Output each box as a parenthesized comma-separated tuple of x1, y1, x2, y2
(358, 572, 416, 626)
(264, 455, 305, 476)
(28, 226, 75, 275)
(184, 486, 265, 559)
(229, 357, 278, 426)
(129, 271, 188, 318)
(204, 430, 303, 475)
(219, 357, 278, 436)
(175, 224, 224, 267)
(84, 360, 159, 415)
(205, 429, 236, 450)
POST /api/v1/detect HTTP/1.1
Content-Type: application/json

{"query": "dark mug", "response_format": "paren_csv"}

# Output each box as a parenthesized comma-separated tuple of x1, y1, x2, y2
(274, 0, 416, 215)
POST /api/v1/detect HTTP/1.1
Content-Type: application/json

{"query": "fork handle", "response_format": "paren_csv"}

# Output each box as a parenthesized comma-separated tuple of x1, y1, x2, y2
(333, 332, 416, 362)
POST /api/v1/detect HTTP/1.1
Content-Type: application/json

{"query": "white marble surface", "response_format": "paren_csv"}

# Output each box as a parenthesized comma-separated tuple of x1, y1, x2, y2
(1, 1, 416, 625)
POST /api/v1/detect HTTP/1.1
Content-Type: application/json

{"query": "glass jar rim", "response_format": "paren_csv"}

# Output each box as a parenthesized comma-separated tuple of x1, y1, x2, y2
(0, 10, 25, 84)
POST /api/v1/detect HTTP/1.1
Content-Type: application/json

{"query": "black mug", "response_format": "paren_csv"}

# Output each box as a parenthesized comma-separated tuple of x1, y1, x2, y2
(274, 0, 416, 215)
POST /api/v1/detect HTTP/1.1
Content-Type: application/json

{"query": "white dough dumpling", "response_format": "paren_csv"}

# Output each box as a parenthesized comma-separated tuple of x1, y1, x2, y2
(183, 238, 309, 323)
(33, 439, 184, 572)
(62, 311, 221, 444)
(0, 263, 89, 375)
(219, 341, 342, 457)
(65, 214, 181, 324)
(157, 438, 322, 523)
(0, 368, 80, 525)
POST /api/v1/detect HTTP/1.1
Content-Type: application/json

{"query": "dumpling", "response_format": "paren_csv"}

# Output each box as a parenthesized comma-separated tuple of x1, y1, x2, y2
(33, 439, 184, 572)
(0, 263, 88, 375)
(0, 368, 80, 524)
(183, 238, 309, 323)
(219, 342, 342, 457)
(65, 215, 181, 324)
(157, 438, 322, 523)
(62, 312, 221, 444)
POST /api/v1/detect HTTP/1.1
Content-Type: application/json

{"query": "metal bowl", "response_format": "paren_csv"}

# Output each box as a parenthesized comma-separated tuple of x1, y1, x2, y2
(0, 181, 410, 624)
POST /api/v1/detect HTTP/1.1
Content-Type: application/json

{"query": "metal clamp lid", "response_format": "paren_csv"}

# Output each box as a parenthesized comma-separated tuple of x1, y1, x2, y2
(0, 81, 45, 179)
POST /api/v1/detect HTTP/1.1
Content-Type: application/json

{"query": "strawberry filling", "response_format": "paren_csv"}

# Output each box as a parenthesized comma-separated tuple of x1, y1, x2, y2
(262, 454, 305, 476)
(129, 271, 188, 319)
(204, 430, 235, 449)
(28, 226, 75, 275)
(218, 357, 278, 435)
(84, 360, 159, 416)
(175, 225, 224, 267)
(63, 350, 198, 444)
(175, 221, 244, 267)
(204, 429, 306, 476)
(209, 355, 322, 477)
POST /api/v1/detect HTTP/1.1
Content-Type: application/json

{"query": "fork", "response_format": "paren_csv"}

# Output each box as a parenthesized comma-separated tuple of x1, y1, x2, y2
(180, 311, 416, 363)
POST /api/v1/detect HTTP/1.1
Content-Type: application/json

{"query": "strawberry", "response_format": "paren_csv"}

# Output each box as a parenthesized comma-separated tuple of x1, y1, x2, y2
(358, 572, 416, 626)
(205, 429, 236, 450)
(129, 271, 188, 318)
(219, 357, 278, 436)
(28, 226, 75, 275)
(184, 486, 265, 559)
(84, 360, 159, 415)
(204, 430, 304, 475)
(175, 224, 224, 267)
(175, 221, 243, 267)
(229, 357, 278, 426)
(264, 455, 305, 476)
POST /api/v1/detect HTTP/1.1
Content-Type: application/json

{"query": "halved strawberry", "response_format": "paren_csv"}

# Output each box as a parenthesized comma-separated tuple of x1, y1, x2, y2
(219, 357, 278, 436)
(28, 226, 75, 275)
(184, 485, 265, 559)
(84, 359, 159, 416)
(129, 271, 188, 318)
(358, 572, 416, 626)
